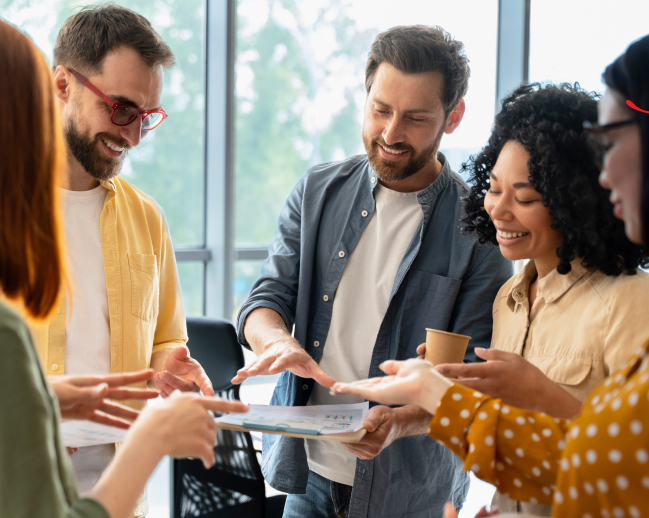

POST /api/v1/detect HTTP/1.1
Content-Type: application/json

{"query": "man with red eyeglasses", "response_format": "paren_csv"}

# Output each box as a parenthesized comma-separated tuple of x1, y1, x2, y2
(28, 5, 212, 517)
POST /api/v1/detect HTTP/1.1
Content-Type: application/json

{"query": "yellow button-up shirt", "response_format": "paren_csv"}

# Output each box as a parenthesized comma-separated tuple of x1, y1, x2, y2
(31, 176, 188, 409)
(491, 258, 649, 515)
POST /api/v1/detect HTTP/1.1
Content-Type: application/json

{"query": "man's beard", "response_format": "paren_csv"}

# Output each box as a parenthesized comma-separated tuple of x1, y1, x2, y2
(363, 126, 444, 184)
(64, 117, 129, 182)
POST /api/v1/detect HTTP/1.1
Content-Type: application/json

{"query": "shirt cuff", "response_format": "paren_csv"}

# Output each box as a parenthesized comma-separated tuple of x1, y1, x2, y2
(151, 341, 183, 356)
(429, 383, 493, 459)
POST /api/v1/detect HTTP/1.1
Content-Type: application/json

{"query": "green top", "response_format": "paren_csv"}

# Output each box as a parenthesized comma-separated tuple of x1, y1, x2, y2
(0, 301, 109, 518)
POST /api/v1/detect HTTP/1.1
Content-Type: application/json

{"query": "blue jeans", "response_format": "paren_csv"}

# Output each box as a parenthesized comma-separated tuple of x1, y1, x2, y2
(283, 471, 352, 518)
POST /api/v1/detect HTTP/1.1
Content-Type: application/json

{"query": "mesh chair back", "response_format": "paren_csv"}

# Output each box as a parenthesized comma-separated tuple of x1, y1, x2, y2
(172, 317, 267, 518)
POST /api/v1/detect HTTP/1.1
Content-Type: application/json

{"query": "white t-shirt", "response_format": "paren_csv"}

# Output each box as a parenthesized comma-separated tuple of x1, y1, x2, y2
(305, 183, 423, 486)
(59, 185, 113, 495)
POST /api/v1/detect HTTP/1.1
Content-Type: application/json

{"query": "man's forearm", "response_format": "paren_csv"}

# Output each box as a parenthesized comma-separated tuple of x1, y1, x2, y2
(392, 404, 433, 439)
(244, 307, 294, 357)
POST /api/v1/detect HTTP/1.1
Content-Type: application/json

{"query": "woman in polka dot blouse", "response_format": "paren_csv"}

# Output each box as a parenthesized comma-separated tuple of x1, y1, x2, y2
(333, 35, 649, 518)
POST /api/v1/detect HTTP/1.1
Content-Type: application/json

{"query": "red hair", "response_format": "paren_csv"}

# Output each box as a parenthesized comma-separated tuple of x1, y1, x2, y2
(0, 21, 66, 319)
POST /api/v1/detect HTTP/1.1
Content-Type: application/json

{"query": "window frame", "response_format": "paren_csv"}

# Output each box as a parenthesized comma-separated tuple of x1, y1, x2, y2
(175, 0, 531, 318)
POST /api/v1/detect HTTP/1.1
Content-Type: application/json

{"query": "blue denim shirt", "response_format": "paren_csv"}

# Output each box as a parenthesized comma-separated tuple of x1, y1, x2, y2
(237, 154, 512, 518)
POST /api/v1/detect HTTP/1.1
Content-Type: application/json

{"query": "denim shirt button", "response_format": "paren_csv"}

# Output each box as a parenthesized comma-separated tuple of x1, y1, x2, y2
(338, 251, 345, 258)
(323, 295, 329, 301)
(314, 341, 320, 347)
(302, 384, 309, 390)
(361, 210, 368, 217)
(371, 177, 376, 183)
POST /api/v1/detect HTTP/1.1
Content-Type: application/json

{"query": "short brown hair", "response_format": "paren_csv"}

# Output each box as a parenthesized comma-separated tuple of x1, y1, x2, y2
(53, 3, 175, 75)
(365, 25, 470, 116)
(0, 21, 66, 319)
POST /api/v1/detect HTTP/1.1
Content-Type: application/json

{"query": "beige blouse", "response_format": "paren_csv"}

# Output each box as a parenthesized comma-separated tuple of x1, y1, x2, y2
(491, 259, 649, 515)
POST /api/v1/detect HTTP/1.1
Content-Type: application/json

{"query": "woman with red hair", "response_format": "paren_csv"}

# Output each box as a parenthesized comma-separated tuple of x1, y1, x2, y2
(0, 20, 247, 518)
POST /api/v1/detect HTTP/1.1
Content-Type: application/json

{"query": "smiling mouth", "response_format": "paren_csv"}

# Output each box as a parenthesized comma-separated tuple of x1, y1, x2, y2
(102, 139, 125, 153)
(379, 144, 408, 155)
(497, 230, 530, 239)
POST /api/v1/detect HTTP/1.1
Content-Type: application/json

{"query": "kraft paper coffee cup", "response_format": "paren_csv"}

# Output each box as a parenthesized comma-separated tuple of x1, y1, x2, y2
(424, 328, 471, 369)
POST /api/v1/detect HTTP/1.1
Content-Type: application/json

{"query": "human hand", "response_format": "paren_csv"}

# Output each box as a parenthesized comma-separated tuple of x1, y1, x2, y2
(231, 338, 335, 388)
(416, 342, 426, 359)
(49, 370, 159, 429)
(67, 447, 79, 456)
(435, 348, 579, 416)
(331, 359, 452, 415)
(132, 391, 248, 469)
(155, 346, 215, 397)
(341, 406, 401, 460)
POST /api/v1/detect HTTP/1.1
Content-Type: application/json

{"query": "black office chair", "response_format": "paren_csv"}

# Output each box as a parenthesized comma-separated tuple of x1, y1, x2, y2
(171, 316, 286, 518)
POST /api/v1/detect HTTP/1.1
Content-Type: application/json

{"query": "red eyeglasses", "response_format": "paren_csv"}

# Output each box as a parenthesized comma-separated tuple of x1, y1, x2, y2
(69, 69, 168, 130)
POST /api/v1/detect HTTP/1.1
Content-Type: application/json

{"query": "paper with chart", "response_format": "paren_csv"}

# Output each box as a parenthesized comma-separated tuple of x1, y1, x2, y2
(214, 402, 369, 435)
(61, 420, 128, 447)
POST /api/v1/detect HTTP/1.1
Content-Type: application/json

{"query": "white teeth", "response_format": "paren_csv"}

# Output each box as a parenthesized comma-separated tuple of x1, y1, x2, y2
(103, 139, 124, 152)
(497, 230, 529, 239)
(380, 145, 407, 155)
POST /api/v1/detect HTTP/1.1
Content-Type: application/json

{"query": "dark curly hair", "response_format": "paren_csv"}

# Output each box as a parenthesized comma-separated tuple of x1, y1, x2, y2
(462, 82, 648, 275)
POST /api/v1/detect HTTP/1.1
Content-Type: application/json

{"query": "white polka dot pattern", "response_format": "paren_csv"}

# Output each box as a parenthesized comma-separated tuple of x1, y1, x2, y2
(427, 340, 649, 518)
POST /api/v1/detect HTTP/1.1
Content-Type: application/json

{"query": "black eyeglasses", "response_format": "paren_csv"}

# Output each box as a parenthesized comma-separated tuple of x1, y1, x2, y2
(583, 119, 638, 168)
(582, 119, 637, 134)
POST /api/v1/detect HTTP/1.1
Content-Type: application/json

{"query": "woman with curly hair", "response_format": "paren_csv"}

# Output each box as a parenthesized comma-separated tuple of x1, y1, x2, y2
(333, 34, 649, 518)
(429, 82, 649, 514)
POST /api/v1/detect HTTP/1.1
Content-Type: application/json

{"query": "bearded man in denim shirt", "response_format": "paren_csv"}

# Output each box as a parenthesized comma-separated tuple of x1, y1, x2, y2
(233, 25, 512, 518)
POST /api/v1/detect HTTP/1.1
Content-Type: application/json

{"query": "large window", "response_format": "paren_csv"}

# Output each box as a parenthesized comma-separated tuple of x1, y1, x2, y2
(2, 0, 207, 317)
(232, 0, 499, 318)
(529, 0, 649, 94)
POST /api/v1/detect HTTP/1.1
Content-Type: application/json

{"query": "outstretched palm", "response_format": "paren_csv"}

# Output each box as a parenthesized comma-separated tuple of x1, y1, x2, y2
(332, 359, 442, 407)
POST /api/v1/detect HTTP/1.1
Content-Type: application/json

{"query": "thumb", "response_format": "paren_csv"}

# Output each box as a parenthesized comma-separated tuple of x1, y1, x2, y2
(363, 407, 387, 433)
(443, 502, 458, 518)
(171, 345, 190, 360)
(474, 347, 517, 363)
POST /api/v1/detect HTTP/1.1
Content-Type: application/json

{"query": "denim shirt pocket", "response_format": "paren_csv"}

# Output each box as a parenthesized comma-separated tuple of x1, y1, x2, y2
(398, 271, 462, 356)
(128, 253, 160, 322)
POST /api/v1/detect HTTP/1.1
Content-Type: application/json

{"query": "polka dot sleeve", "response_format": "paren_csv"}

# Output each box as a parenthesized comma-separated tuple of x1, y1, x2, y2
(429, 383, 570, 505)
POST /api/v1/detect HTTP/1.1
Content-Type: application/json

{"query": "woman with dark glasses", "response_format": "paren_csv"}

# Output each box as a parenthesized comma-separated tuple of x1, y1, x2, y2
(333, 34, 649, 518)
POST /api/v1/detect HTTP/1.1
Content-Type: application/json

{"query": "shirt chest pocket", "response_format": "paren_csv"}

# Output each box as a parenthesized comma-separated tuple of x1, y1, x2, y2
(128, 253, 159, 322)
(399, 271, 462, 354)
(527, 356, 593, 402)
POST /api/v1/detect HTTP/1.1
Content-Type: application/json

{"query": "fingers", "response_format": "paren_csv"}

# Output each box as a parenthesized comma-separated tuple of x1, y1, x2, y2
(435, 363, 485, 379)
(199, 397, 249, 415)
(106, 387, 160, 401)
(196, 376, 215, 397)
(416, 343, 426, 356)
(66, 447, 78, 456)
(474, 347, 517, 362)
(89, 411, 133, 429)
(154, 372, 199, 393)
(103, 369, 155, 387)
(72, 370, 154, 388)
(331, 378, 384, 397)
(100, 400, 140, 421)
(443, 502, 458, 518)
(309, 365, 336, 389)
(378, 360, 406, 375)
